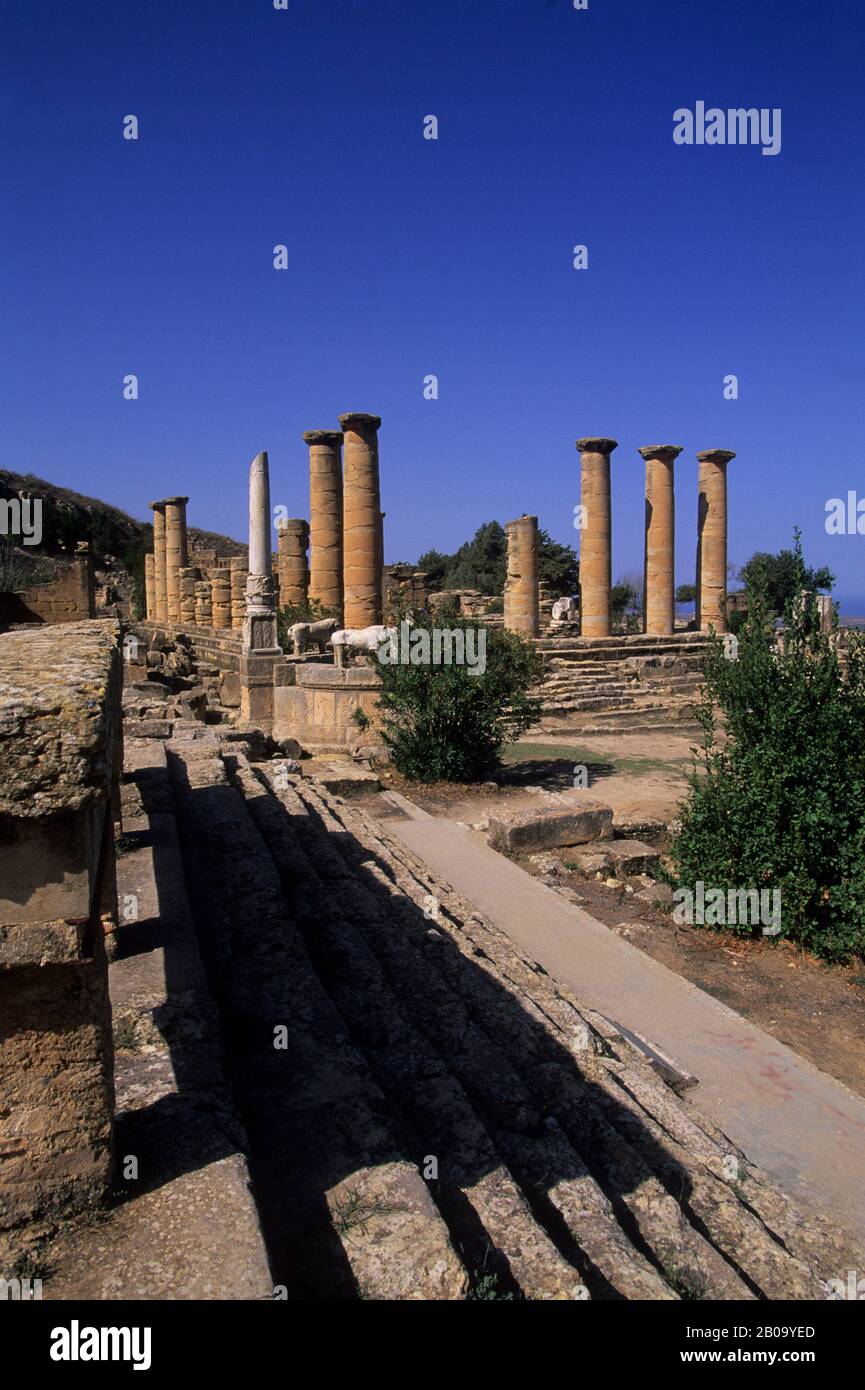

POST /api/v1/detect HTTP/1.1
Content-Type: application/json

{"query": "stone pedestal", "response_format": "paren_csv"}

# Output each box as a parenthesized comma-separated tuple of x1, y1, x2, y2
(276, 518, 310, 609)
(640, 445, 681, 636)
(164, 496, 189, 625)
(340, 412, 383, 628)
(504, 514, 540, 637)
(304, 430, 343, 614)
(150, 501, 168, 621)
(577, 438, 617, 637)
(229, 556, 247, 631)
(696, 449, 735, 632)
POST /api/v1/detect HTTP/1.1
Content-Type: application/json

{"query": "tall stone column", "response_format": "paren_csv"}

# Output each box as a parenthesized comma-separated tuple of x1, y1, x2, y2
(210, 568, 232, 629)
(503, 515, 540, 637)
(696, 449, 735, 632)
(150, 501, 168, 621)
(576, 438, 617, 637)
(639, 445, 681, 636)
(163, 496, 189, 625)
(339, 412, 383, 628)
(243, 452, 280, 654)
(229, 556, 247, 631)
(144, 553, 155, 620)
(276, 518, 309, 608)
(304, 430, 343, 613)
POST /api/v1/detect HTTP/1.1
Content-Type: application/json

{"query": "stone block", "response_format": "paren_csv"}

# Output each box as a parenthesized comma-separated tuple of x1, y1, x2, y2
(605, 839, 661, 879)
(488, 800, 613, 854)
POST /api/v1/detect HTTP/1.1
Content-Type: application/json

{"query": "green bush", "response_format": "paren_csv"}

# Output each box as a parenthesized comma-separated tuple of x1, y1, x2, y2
(668, 539, 865, 963)
(375, 609, 543, 782)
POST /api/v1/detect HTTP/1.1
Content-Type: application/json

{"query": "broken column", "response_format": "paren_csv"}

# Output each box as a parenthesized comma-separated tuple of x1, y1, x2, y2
(576, 438, 617, 637)
(339, 412, 383, 628)
(144, 553, 155, 620)
(304, 430, 343, 614)
(163, 496, 189, 625)
(150, 500, 168, 621)
(504, 515, 540, 637)
(276, 518, 309, 608)
(229, 556, 247, 631)
(178, 566, 199, 628)
(696, 449, 735, 632)
(640, 445, 681, 636)
(195, 576, 213, 627)
(210, 568, 232, 629)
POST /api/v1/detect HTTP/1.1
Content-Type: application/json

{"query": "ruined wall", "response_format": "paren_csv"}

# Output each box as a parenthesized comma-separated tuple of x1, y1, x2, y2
(0, 549, 95, 627)
(0, 620, 121, 1261)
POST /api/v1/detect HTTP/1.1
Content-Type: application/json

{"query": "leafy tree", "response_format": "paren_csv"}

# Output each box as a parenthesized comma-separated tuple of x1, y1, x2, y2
(375, 606, 543, 782)
(675, 583, 696, 604)
(417, 521, 578, 598)
(739, 543, 834, 618)
(668, 537, 865, 964)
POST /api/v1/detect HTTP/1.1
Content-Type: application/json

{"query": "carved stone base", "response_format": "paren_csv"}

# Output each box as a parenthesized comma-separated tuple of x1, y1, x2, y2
(242, 610, 280, 656)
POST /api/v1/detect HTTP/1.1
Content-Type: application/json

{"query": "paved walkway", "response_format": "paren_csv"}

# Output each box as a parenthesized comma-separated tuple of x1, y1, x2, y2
(386, 803, 865, 1246)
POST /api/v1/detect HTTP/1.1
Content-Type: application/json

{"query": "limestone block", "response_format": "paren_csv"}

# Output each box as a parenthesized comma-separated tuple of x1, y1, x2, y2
(488, 800, 614, 854)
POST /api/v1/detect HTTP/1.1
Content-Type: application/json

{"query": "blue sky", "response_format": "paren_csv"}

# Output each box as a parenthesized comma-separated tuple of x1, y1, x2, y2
(2, 0, 864, 607)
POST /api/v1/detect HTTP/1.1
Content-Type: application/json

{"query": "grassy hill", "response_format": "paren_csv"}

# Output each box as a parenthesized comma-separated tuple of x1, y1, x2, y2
(1, 470, 246, 613)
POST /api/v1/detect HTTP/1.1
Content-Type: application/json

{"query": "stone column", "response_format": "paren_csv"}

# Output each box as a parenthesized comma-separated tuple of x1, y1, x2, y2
(150, 501, 168, 621)
(696, 449, 735, 632)
(276, 518, 310, 608)
(229, 556, 247, 631)
(339, 412, 383, 628)
(639, 445, 681, 636)
(210, 568, 232, 629)
(144, 553, 155, 620)
(178, 566, 199, 628)
(304, 430, 343, 613)
(243, 451, 280, 654)
(503, 515, 540, 637)
(163, 496, 189, 625)
(576, 438, 617, 638)
(195, 576, 213, 627)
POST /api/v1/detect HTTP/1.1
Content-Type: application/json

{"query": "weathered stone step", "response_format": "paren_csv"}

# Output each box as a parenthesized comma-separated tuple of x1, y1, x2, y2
(240, 760, 584, 1300)
(167, 741, 466, 1301)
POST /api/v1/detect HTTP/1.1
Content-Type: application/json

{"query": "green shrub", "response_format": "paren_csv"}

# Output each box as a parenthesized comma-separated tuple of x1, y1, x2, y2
(668, 539, 865, 963)
(375, 609, 543, 782)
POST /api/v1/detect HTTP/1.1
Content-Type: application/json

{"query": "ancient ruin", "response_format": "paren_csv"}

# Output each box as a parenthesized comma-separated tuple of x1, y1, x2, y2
(3, 417, 862, 1307)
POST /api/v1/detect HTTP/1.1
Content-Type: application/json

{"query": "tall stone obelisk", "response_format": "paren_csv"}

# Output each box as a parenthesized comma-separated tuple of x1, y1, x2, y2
(240, 451, 282, 729)
(243, 451, 280, 654)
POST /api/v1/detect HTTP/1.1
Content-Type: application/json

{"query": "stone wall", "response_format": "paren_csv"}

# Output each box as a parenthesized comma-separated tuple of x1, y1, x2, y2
(0, 549, 95, 627)
(0, 620, 121, 1262)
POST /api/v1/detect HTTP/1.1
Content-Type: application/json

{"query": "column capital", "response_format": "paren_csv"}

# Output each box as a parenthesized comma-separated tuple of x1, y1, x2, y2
(638, 445, 682, 462)
(339, 412, 382, 432)
(303, 430, 343, 447)
(696, 449, 735, 465)
(162, 495, 190, 507)
(148, 499, 167, 510)
(576, 437, 618, 455)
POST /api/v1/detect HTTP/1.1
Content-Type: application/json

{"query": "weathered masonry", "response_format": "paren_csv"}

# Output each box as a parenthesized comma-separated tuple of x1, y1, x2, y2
(0, 620, 121, 1263)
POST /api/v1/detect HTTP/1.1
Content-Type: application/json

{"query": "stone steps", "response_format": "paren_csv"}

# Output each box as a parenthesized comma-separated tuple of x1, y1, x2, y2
(155, 737, 858, 1298)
